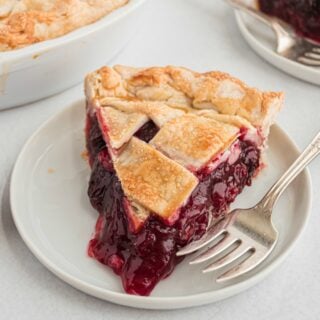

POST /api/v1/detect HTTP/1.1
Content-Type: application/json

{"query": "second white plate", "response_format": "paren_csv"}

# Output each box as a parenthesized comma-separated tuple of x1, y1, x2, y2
(10, 100, 312, 309)
(235, 11, 320, 86)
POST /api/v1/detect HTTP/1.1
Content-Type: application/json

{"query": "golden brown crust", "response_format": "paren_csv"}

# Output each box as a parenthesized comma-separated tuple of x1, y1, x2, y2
(194, 111, 255, 130)
(150, 114, 239, 171)
(114, 137, 199, 220)
(99, 98, 186, 127)
(85, 65, 283, 221)
(86, 65, 284, 134)
(97, 106, 148, 150)
(0, 0, 128, 51)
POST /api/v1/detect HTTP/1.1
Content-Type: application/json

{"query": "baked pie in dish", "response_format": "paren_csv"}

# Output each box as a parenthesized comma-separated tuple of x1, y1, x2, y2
(84, 65, 283, 296)
(258, 0, 320, 43)
(0, 0, 129, 51)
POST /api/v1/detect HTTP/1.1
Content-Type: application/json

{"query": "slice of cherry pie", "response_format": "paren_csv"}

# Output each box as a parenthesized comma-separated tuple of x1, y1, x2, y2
(84, 65, 283, 296)
(258, 0, 320, 43)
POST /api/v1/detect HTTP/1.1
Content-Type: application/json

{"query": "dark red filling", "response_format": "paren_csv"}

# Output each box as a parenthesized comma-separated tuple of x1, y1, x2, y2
(259, 0, 320, 43)
(85, 112, 260, 296)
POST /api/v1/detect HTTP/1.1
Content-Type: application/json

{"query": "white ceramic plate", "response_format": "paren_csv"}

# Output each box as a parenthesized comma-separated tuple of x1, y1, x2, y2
(235, 11, 320, 86)
(10, 100, 312, 310)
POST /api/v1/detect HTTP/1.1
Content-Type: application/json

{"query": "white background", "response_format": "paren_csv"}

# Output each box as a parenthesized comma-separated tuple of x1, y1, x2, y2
(1, 0, 320, 318)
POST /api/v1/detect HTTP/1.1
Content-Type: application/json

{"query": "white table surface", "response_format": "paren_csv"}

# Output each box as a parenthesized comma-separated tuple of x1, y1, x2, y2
(1, 0, 320, 319)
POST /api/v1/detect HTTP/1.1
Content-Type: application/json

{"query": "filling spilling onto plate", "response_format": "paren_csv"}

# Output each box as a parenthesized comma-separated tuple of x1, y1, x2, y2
(0, 0, 129, 51)
(84, 65, 283, 296)
(258, 0, 320, 43)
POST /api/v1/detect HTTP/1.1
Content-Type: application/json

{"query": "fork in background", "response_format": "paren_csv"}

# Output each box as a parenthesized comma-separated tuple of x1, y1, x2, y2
(225, 0, 320, 67)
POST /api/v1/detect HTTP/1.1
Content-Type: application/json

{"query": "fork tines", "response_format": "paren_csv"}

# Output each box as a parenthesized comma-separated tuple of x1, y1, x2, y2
(298, 47, 320, 66)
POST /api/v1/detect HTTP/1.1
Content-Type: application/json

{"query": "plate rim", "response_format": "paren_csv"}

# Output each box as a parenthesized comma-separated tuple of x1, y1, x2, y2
(235, 11, 320, 86)
(10, 99, 313, 310)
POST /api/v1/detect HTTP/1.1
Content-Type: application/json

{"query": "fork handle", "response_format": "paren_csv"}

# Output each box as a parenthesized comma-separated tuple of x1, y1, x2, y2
(260, 131, 320, 211)
(224, 0, 292, 42)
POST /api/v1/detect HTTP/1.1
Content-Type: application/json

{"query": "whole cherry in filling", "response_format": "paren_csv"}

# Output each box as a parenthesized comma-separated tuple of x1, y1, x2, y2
(86, 114, 260, 296)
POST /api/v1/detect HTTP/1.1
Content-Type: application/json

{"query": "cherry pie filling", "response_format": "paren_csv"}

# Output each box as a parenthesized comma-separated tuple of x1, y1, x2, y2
(258, 0, 320, 43)
(85, 112, 261, 296)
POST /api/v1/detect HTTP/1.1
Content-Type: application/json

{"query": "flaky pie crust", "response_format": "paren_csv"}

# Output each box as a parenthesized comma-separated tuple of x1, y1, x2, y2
(86, 65, 284, 135)
(85, 65, 284, 222)
(0, 0, 128, 51)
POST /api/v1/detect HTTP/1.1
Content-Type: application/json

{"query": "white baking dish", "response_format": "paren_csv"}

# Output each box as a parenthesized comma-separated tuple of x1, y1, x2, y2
(0, 0, 147, 110)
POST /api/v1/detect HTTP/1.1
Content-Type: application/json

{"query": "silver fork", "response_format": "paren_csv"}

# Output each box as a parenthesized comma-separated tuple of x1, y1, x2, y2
(177, 131, 320, 282)
(225, 0, 320, 67)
